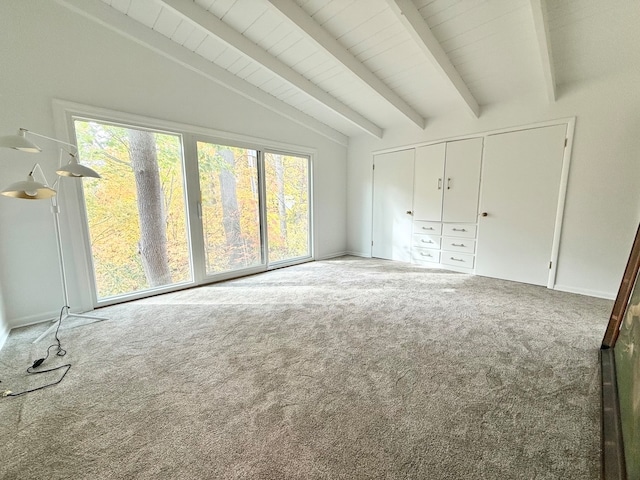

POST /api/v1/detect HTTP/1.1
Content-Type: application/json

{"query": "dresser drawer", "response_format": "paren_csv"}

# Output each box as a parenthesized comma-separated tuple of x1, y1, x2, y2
(441, 252, 475, 268)
(442, 237, 476, 254)
(442, 223, 476, 238)
(413, 221, 442, 235)
(412, 248, 440, 264)
(412, 234, 441, 249)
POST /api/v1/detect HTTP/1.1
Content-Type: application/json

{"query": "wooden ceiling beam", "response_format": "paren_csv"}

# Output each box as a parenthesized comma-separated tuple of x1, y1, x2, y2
(267, 0, 426, 129)
(54, 0, 349, 145)
(385, 0, 480, 118)
(159, 0, 383, 138)
(529, 0, 557, 102)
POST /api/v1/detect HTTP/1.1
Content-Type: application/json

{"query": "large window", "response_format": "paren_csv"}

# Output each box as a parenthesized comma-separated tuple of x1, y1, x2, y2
(197, 142, 261, 274)
(72, 115, 312, 305)
(75, 120, 191, 300)
(264, 151, 311, 263)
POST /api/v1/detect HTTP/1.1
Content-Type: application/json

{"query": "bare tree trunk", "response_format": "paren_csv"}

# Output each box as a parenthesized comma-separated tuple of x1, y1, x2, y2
(275, 155, 287, 242)
(128, 129, 172, 287)
(219, 149, 242, 264)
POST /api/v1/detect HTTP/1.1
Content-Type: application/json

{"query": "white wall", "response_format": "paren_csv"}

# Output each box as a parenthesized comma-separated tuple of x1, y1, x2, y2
(0, 1, 347, 329)
(0, 278, 7, 350)
(348, 70, 640, 299)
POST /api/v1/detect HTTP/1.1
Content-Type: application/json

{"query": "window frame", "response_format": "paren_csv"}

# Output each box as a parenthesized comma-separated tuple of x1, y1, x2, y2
(53, 100, 315, 310)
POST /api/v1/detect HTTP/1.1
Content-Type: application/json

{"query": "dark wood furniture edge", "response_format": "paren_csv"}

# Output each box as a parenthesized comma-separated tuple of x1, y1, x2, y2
(601, 348, 627, 480)
(602, 223, 640, 349)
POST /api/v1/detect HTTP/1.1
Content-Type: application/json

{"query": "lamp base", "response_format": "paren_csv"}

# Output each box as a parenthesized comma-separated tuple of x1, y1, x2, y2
(33, 310, 108, 344)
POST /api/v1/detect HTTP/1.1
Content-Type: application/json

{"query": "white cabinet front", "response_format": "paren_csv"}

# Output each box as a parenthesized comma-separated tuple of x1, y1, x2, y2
(441, 252, 475, 268)
(413, 138, 483, 224)
(413, 143, 446, 222)
(413, 234, 442, 249)
(442, 223, 477, 238)
(441, 139, 483, 223)
(412, 248, 440, 264)
(442, 237, 476, 254)
(413, 221, 442, 235)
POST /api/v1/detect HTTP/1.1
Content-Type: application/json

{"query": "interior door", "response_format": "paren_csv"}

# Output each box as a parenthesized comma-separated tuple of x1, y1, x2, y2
(475, 124, 567, 286)
(372, 149, 415, 262)
(442, 138, 483, 223)
(413, 143, 445, 221)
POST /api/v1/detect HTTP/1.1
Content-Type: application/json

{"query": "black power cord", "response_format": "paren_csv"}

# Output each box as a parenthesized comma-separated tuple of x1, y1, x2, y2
(1, 306, 72, 398)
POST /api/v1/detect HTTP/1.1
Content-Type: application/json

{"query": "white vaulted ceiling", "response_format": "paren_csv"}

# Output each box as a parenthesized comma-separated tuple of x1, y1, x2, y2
(57, 0, 640, 142)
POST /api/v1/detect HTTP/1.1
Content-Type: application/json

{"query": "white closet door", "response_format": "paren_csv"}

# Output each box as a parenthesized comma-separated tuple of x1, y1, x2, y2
(476, 124, 567, 286)
(442, 138, 483, 223)
(372, 149, 415, 262)
(413, 143, 445, 221)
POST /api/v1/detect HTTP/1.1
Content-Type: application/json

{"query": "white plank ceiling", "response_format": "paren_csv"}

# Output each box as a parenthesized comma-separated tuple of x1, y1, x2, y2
(64, 0, 640, 142)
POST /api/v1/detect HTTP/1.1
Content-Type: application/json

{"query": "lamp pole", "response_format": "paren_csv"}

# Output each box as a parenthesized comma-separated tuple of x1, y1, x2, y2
(0, 128, 107, 343)
(32, 193, 108, 343)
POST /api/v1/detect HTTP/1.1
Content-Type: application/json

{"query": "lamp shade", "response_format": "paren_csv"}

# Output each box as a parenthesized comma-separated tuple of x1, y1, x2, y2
(56, 155, 101, 178)
(0, 129, 42, 153)
(1, 174, 56, 199)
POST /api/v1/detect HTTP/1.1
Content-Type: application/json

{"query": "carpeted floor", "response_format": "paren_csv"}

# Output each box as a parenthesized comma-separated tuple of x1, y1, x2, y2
(0, 256, 612, 479)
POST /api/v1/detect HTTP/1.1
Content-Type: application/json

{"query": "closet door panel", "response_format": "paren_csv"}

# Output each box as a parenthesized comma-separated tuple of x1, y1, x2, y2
(476, 125, 567, 286)
(372, 149, 415, 262)
(413, 143, 445, 221)
(442, 138, 483, 223)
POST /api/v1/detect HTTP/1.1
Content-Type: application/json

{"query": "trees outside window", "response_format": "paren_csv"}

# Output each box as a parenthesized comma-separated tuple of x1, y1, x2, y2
(197, 142, 261, 274)
(74, 118, 311, 303)
(75, 120, 190, 299)
(264, 152, 310, 263)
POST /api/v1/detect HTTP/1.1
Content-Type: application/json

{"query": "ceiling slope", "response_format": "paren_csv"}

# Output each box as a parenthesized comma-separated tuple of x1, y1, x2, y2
(160, 0, 384, 138)
(56, 0, 349, 145)
(54, 0, 640, 140)
(385, 0, 480, 118)
(267, 0, 427, 129)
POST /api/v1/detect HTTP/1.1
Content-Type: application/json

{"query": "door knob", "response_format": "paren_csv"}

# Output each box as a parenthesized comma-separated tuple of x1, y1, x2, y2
(481, 212, 488, 217)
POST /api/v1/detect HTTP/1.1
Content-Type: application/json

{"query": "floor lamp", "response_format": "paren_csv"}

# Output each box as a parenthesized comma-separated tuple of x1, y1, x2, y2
(0, 128, 108, 343)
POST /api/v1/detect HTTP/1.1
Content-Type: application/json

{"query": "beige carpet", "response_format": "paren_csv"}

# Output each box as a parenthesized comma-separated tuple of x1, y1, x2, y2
(0, 256, 611, 479)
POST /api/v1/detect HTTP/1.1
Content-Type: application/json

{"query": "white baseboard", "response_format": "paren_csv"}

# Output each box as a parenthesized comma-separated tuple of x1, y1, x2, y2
(317, 251, 349, 260)
(553, 284, 616, 300)
(344, 251, 371, 258)
(319, 251, 379, 260)
(9, 309, 67, 330)
(0, 324, 9, 352)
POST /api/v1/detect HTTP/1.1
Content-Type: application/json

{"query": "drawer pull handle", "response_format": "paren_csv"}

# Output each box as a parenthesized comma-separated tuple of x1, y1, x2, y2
(452, 228, 466, 232)
(438, 178, 442, 190)
(420, 253, 432, 257)
(421, 239, 432, 243)
(450, 257, 465, 262)
(447, 178, 451, 190)
(422, 226, 433, 230)
(451, 243, 465, 247)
